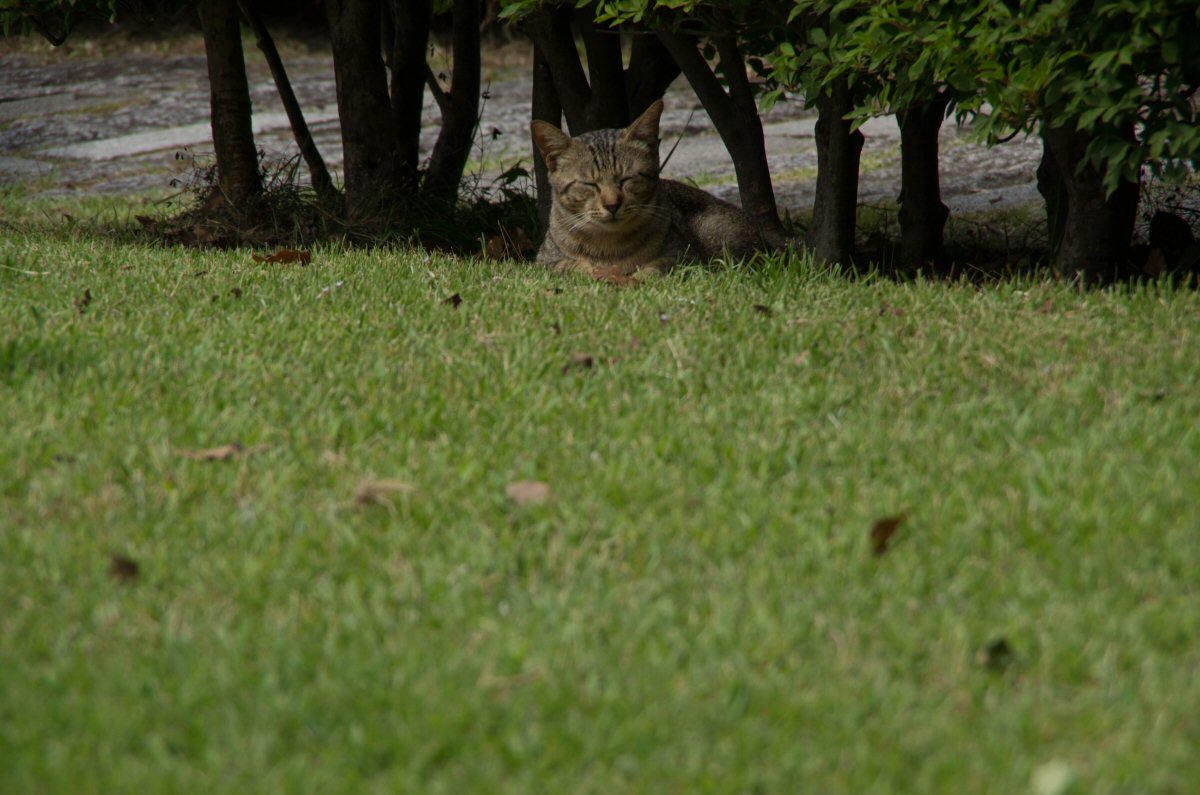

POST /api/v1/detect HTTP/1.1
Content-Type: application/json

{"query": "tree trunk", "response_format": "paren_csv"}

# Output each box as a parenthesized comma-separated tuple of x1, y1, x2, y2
(531, 43, 561, 233)
(658, 31, 783, 234)
(422, 0, 481, 206)
(389, 0, 431, 186)
(239, 1, 338, 207)
(574, 5, 628, 129)
(325, 0, 401, 218)
(525, 5, 627, 134)
(198, 0, 262, 209)
(625, 35, 680, 118)
(1041, 123, 1139, 281)
(808, 77, 863, 266)
(1036, 131, 1069, 256)
(896, 92, 951, 268)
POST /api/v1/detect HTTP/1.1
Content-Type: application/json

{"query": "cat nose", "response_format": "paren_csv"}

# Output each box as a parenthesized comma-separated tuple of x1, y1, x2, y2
(602, 197, 622, 216)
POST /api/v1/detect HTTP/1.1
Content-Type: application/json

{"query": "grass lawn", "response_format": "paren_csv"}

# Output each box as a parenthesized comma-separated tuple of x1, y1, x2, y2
(2, 202, 1199, 794)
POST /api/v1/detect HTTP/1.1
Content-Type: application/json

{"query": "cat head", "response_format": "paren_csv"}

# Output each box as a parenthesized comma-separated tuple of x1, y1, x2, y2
(531, 101, 664, 229)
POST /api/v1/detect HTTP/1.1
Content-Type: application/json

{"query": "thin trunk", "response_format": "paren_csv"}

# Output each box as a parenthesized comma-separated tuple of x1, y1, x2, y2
(625, 35, 680, 118)
(575, 5, 628, 129)
(808, 76, 863, 266)
(525, 6, 593, 134)
(199, 0, 262, 209)
(531, 43, 561, 233)
(1042, 123, 1139, 281)
(525, 5, 627, 133)
(390, 0, 431, 185)
(897, 92, 951, 268)
(422, 0, 481, 205)
(239, 0, 337, 207)
(325, 0, 401, 218)
(657, 31, 782, 234)
(1036, 131, 1069, 256)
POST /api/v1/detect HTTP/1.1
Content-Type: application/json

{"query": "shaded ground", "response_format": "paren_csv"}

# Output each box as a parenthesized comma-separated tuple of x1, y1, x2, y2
(0, 30, 1045, 220)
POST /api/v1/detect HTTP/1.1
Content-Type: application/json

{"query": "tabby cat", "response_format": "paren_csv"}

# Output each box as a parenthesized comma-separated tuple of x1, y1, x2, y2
(531, 100, 783, 279)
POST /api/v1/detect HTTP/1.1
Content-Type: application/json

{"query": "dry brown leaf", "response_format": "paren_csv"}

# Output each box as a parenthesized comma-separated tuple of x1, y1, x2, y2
(792, 350, 811, 367)
(74, 288, 92, 315)
(176, 442, 267, 462)
(355, 478, 418, 506)
(870, 511, 908, 556)
(109, 554, 139, 582)
(976, 637, 1016, 673)
(252, 248, 312, 265)
(879, 303, 906, 317)
(753, 303, 773, 316)
(506, 480, 553, 506)
(563, 352, 595, 373)
(443, 292, 463, 309)
(485, 226, 535, 260)
(485, 235, 508, 260)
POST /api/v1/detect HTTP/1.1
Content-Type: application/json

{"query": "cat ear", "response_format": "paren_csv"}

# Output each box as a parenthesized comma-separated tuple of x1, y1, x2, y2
(531, 120, 572, 170)
(621, 100, 664, 145)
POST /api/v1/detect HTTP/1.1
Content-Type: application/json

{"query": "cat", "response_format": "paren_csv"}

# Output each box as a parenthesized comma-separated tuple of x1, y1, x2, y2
(530, 100, 784, 279)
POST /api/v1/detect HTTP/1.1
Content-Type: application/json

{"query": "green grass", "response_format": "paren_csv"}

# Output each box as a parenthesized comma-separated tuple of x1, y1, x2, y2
(2, 208, 1199, 795)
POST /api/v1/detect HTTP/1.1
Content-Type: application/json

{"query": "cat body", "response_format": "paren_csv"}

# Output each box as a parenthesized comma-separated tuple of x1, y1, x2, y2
(531, 101, 782, 278)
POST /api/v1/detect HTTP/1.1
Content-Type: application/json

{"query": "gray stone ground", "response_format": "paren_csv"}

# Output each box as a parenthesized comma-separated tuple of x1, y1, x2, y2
(0, 34, 1044, 218)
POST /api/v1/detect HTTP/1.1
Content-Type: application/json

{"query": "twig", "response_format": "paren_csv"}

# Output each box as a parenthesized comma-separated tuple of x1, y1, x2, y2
(0, 263, 51, 276)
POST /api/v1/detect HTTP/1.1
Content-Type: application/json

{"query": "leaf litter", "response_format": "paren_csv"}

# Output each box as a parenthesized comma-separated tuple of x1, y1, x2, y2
(252, 248, 312, 265)
(108, 554, 139, 583)
(175, 442, 269, 462)
(506, 480, 553, 506)
(870, 511, 909, 556)
(355, 478, 418, 508)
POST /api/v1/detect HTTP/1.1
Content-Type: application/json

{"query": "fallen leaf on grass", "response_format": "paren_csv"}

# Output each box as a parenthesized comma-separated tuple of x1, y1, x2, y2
(252, 248, 312, 265)
(792, 350, 811, 367)
(355, 478, 418, 506)
(442, 292, 463, 309)
(976, 637, 1017, 673)
(175, 442, 267, 462)
(485, 225, 535, 260)
(75, 288, 92, 315)
(505, 480, 553, 506)
(109, 554, 139, 582)
(753, 303, 773, 316)
(870, 512, 908, 556)
(879, 302, 906, 317)
(563, 352, 594, 373)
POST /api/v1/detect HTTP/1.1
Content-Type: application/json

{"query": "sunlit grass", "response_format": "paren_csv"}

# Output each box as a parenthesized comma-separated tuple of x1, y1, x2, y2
(2, 213, 1198, 794)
